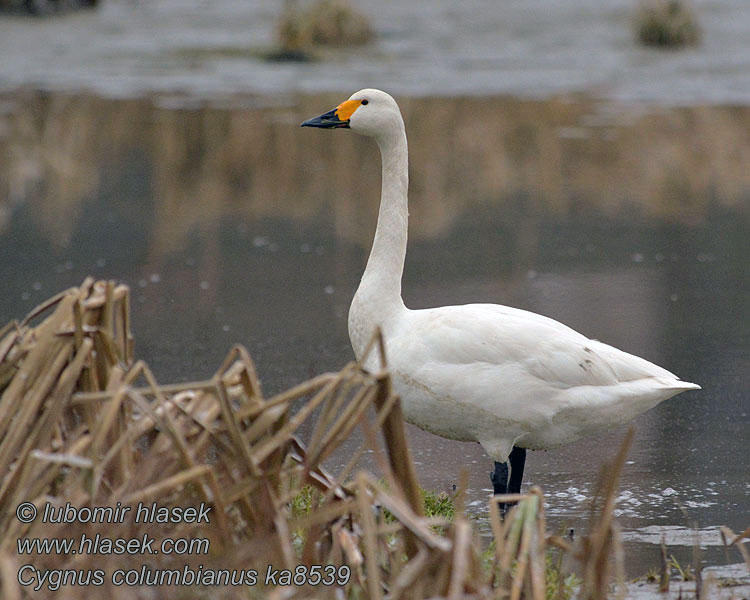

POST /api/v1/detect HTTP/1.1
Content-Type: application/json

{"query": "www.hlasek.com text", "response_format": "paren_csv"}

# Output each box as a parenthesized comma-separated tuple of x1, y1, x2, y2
(18, 531, 211, 556)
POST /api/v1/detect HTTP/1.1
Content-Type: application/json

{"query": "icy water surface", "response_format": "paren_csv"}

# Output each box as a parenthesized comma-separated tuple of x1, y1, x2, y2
(0, 91, 748, 576)
(2, 0, 750, 103)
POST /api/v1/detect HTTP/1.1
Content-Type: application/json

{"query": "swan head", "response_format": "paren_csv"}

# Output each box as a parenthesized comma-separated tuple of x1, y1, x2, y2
(301, 89, 403, 141)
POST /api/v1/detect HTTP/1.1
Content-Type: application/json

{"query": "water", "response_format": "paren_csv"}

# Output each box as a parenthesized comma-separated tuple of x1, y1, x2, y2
(2, 0, 750, 103)
(0, 91, 747, 576)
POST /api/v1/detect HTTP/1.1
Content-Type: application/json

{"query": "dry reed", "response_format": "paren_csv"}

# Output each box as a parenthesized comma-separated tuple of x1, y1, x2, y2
(0, 279, 489, 598)
(1, 279, 745, 599)
(634, 0, 701, 48)
(277, 0, 373, 55)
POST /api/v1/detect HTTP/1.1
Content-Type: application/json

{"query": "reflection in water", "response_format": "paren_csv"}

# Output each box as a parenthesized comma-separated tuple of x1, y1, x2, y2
(3, 92, 750, 251)
(0, 91, 747, 574)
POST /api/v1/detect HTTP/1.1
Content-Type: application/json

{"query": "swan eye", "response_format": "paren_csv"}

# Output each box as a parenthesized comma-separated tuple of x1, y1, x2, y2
(361, 99, 369, 105)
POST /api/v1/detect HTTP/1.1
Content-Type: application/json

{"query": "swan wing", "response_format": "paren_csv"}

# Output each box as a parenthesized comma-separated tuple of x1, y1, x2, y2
(384, 303, 698, 458)
(396, 303, 694, 388)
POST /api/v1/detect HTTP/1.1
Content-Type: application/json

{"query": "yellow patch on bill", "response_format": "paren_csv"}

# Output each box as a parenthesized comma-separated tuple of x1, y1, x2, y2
(335, 99, 362, 122)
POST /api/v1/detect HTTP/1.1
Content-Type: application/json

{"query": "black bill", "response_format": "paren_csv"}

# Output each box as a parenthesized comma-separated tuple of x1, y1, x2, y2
(300, 108, 350, 129)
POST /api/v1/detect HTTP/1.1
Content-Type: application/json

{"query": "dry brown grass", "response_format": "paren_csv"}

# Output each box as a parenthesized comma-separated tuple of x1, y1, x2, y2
(277, 0, 373, 56)
(0, 278, 485, 598)
(0, 279, 747, 599)
(634, 0, 701, 49)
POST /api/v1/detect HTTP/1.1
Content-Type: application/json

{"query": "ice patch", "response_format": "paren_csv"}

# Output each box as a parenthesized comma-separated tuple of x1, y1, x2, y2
(622, 525, 725, 547)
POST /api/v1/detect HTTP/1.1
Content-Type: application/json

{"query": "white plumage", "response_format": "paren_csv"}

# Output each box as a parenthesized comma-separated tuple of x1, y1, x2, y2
(303, 89, 699, 493)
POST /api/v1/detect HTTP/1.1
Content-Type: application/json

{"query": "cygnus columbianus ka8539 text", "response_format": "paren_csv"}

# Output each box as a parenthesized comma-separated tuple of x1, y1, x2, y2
(302, 89, 700, 506)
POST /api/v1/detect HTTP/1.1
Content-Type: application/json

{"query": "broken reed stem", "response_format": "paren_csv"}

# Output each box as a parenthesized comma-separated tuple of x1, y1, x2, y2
(447, 519, 472, 599)
(660, 532, 671, 592)
(373, 372, 424, 519)
(579, 427, 634, 600)
(720, 526, 750, 570)
(356, 472, 383, 600)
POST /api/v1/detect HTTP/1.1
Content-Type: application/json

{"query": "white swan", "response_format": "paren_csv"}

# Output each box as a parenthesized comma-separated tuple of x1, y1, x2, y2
(302, 89, 700, 502)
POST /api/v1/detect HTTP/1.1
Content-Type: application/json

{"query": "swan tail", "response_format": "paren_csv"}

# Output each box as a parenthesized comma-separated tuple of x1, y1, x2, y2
(652, 378, 701, 392)
(552, 376, 701, 432)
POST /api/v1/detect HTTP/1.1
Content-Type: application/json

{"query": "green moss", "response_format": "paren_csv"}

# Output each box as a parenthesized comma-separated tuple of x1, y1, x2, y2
(544, 554, 581, 600)
(480, 542, 580, 600)
(375, 485, 456, 534)
(288, 484, 321, 518)
(287, 485, 324, 554)
(420, 488, 456, 519)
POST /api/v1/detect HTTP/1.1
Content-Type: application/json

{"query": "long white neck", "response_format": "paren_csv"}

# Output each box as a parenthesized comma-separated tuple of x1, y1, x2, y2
(348, 125, 409, 361)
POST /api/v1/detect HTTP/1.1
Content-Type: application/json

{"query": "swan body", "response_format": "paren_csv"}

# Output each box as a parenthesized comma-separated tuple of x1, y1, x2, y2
(367, 303, 695, 453)
(302, 89, 699, 492)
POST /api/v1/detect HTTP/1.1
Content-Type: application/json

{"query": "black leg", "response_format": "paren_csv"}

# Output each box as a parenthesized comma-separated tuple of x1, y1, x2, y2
(490, 459, 509, 515)
(508, 446, 527, 495)
(490, 446, 527, 516)
(491, 461, 509, 496)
